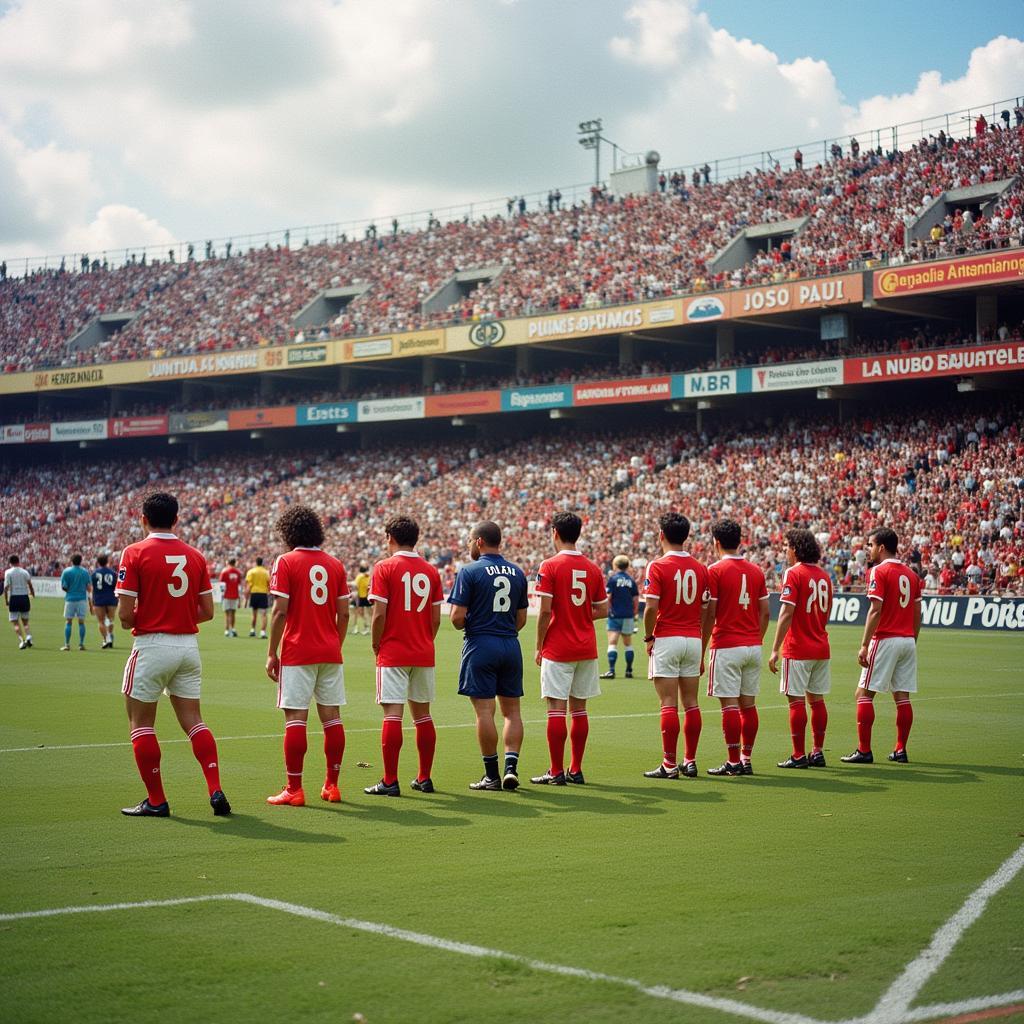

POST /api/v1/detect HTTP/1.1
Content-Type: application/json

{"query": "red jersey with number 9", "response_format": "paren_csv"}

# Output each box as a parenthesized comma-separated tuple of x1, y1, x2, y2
(369, 551, 444, 667)
(643, 551, 710, 638)
(867, 559, 921, 639)
(270, 547, 348, 666)
(115, 532, 213, 636)
(708, 555, 768, 649)
(779, 561, 832, 660)
(535, 550, 605, 662)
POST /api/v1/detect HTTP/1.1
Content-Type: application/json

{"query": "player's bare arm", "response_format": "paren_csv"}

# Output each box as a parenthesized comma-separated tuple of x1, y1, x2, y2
(700, 599, 716, 671)
(336, 595, 350, 648)
(769, 602, 795, 674)
(858, 601, 883, 667)
(535, 595, 552, 665)
(197, 591, 214, 623)
(913, 598, 922, 641)
(117, 593, 136, 631)
(590, 598, 609, 622)
(266, 595, 288, 681)
(758, 595, 770, 640)
(450, 603, 468, 630)
(643, 597, 658, 655)
(370, 600, 386, 655)
(431, 602, 441, 639)
(515, 607, 528, 633)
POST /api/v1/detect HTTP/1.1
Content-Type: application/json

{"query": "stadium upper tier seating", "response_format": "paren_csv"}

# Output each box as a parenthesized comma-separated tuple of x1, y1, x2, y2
(5, 399, 1021, 596)
(2, 126, 1022, 373)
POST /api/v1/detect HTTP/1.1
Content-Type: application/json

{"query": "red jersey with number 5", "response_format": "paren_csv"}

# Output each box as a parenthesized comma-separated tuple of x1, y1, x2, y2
(270, 547, 348, 666)
(779, 562, 832, 660)
(708, 555, 768, 649)
(643, 551, 710, 638)
(867, 559, 921, 639)
(536, 551, 605, 662)
(115, 532, 213, 636)
(369, 551, 443, 667)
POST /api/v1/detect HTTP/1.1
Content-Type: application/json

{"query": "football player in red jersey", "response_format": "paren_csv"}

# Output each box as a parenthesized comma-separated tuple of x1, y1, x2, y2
(531, 511, 607, 786)
(264, 506, 349, 806)
(114, 492, 230, 818)
(219, 558, 242, 637)
(365, 516, 444, 797)
(842, 527, 922, 765)
(769, 529, 833, 768)
(702, 519, 769, 777)
(641, 512, 709, 779)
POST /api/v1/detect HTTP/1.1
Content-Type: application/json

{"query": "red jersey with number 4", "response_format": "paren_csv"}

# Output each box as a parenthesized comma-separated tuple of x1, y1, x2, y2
(536, 551, 605, 662)
(643, 552, 709, 638)
(370, 551, 443, 667)
(115, 532, 213, 636)
(708, 555, 768, 649)
(219, 566, 242, 600)
(868, 559, 921, 639)
(779, 562, 832, 660)
(270, 547, 348, 666)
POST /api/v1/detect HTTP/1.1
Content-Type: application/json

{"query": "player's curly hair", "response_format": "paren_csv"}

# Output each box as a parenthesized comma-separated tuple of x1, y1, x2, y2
(659, 512, 691, 545)
(385, 515, 419, 548)
(551, 511, 582, 544)
(276, 504, 324, 550)
(785, 527, 821, 564)
(711, 518, 742, 550)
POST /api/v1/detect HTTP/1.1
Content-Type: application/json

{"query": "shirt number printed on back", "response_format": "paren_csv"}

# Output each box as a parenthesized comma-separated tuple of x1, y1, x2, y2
(806, 578, 830, 614)
(165, 555, 188, 598)
(570, 569, 588, 607)
(673, 568, 698, 605)
(898, 575, 912, 608)
(309, 564, 329, 606)
(738, 573, 750, 609)
(402, 571, 430, 612)
(492, 576, 511, 612)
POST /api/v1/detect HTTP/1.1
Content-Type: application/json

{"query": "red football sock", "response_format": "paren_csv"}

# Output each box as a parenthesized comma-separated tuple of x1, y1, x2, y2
(659, 707, 680, 768)
(413, 715, 436, 782)
(130, 727, 166, 806)
(682, 706, 702, 763)
(569, 710, 589, 774)
(381, 716, 403, 785)
(721, 706, 741, 763)
(856, 698, 875, 752)
(187, 723, 222, 796)
(546, 710, 568, 775)
(740, 705, 758, 761)
(810, 699, 828, 753)
(284, 720, 307, 792)
(788, 702, 807, 759)
(322, 718, 345, 786)
(895, 699, 913, 751)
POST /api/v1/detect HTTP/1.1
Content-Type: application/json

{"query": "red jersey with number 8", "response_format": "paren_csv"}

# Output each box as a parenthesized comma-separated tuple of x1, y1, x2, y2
(708, 555, 768, 649)
(779, 562, 832, 660)
(867, 559, 921, 639)
(536, 551, 605, 662)
(270, 547, 348, 666)
(115, 532, 213, 636)
(643, 552, 710, 638)
(370, 551, 444, 667)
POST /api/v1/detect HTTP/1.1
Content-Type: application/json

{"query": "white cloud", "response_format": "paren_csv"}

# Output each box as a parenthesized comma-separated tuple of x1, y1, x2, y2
(63, 204, 177, 256)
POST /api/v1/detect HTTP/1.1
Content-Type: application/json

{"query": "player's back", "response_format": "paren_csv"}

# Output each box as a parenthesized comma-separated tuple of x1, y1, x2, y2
(452, 554, 528, 638)
(271, 548, 347, 665)
(869, 559, 921, 639)
(780, 562, 832, 659)
(708, 555, 767, 648)
(371, 552, 443, 667)
(536, 551, 605, 661)
(61, 565, 90, 599)
(645, 552, 709, 637)
(92, 565, 117, 603)
(5, 565, 31, 594)
(246, 564, 270, 592)
(607, 570, 637, 618)
(220, 567, 242, 597)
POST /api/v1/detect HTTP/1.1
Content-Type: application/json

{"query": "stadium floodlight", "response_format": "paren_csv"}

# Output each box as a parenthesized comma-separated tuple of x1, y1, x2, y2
(577, 118, 604, 185)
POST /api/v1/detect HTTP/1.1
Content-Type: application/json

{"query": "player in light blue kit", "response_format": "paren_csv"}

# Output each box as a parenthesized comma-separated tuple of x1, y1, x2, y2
(601, 554, 639, 679)
(60, 553, 93, 651)
(449, 521, 529, 792)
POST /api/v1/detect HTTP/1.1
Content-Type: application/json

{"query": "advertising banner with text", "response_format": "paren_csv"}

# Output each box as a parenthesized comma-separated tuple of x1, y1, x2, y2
(357, 397, 425, 422)
(573, 376, 672, 406)
(50, 419, 109, 442)
(424, 390, 502, 418)
(873, 249, 1024, 298)
(297, 402, 357, 426)
(109, 415, 169, 438)
(844, 341, 1024, 384)
(168, 410, 229, 434)
(729, 273, 863, 319)
(1, 424, 25, 444)
(751, 359, 844, 392)
(500, 385, 573, 412)
(227, 406, 297, 430)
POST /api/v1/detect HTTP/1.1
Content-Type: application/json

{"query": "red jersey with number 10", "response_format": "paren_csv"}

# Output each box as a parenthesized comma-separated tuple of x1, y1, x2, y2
(270, 547, 348, 666)
(219, 566, 242, 600)
(643, 551, 710, 638)
(708, 555, 768, 649)
(536, 550, 605, 662)
(115, 532, 213, 636)
(779, 562, 832, 660)
(868, 559, 922, 639)
(370, 551, 444, 667)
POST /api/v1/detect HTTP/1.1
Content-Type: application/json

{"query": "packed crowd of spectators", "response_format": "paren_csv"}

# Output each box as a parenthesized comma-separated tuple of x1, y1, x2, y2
(3, 124, 1021, 374)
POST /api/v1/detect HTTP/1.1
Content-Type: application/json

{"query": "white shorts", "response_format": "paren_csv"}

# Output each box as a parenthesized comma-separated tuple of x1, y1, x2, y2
(121, 634, 201, 703)
(278, 662, 346, 710)
(648, 636, 702, 680)
(707, 645, 761, 698)
(780, 658, 831, 697)
(859, 636, 918, 694)
(222, 598, 239, 611)
(540, 658, 601, 700)
(376, 665, 435, 705)
(64, 600, 88, 619)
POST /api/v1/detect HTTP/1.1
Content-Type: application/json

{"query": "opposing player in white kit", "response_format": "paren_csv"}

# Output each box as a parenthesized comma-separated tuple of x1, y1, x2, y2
(4, 555, 35, 649)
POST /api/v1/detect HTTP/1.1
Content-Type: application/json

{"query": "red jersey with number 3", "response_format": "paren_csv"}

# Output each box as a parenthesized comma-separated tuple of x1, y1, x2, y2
(536, 551, 605, 662)
(115, 532, 213, 636)
(643, 552, 709, 638)
(270, 547, 348, 666)
(219, 566, 242, 600)
(370, 551, 443, 667)
(708, 555, 768, 649)
(868, 559, 921, 639)
(779, 562, 832, 660)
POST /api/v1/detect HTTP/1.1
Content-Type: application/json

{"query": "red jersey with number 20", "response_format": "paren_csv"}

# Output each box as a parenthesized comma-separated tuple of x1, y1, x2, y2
(219, 566, 242, 600)
(115, 532, 213, 636)
(868, 559, 922, 639)
(370, 551, 444, 667)
(643, 552, 710, 638)
(536, 551, 605, 662)
(270, 547, 348, 666)
(779, 562, 832, 660)
(708, 555, 768, 649)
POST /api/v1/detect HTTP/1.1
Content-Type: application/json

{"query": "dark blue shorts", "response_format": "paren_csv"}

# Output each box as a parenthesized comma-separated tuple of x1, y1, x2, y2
(93, 598, 118, 609)
(458, 636, 524, 699)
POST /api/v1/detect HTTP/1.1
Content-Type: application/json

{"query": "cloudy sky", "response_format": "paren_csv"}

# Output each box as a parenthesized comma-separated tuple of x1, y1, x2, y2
(1, 0, 1022, 263)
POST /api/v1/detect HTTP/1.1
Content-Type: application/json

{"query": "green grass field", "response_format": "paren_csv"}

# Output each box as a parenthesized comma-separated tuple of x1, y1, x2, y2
(1, 601, 1022, 1024)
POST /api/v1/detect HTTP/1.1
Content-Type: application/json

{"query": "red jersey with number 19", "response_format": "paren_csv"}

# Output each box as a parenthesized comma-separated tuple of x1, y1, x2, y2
(270, 547, 348, 666)
(643, 551, 710, 638)
(536, 550, 605, 662)
(708, 555, 768, 649)
(370, 551, 444, 667)
(115, 532, 213, 636)
(868, 559, 922, 639)
(779, 562, 832, 660)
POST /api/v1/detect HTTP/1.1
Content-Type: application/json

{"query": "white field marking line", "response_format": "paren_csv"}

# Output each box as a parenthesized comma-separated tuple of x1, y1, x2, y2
(0, 894, 221, 922)
(3, 691, 1020, 755)
(891, 991, 1024, 1024)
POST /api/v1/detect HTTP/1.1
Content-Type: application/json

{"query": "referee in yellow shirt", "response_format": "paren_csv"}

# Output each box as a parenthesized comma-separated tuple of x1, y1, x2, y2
(352, 564, 371, 635)
(245, 557, 271, 638)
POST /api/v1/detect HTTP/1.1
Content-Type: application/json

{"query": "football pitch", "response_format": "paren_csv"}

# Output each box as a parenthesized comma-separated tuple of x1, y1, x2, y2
(2, 602, 1022, 1024)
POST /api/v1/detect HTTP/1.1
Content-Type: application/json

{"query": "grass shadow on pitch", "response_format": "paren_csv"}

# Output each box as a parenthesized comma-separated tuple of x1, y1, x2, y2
(732, 771, 890, 794)
(898, 762, 1022, 780)
(581, 781, 727, 805)
(339, 800, 474, 828)
(171, 812, 346, 844)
